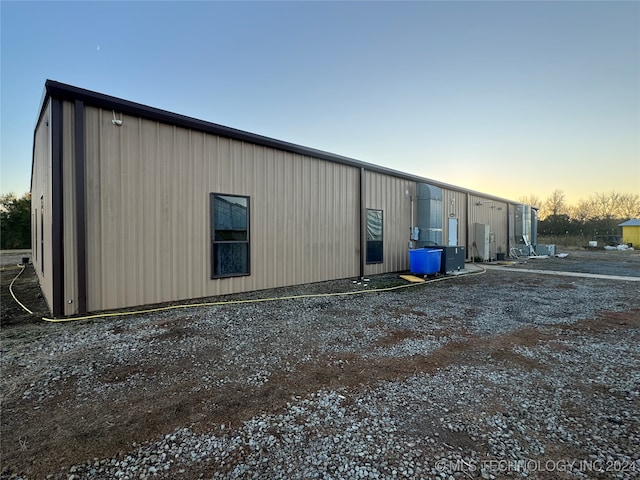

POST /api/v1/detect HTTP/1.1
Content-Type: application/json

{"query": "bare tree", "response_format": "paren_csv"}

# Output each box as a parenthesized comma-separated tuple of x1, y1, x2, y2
(590, 192, 620, 219)
(539, 191, 638, 239)
(517, 194, 541, 209)
(569, 199, 594, 223)
(616, 193, 640, 219)
(540, 190, 566, 219)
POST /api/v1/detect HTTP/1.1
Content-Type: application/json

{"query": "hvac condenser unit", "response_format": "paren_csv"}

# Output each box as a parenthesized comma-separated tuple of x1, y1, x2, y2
(425, 246, 466, 273)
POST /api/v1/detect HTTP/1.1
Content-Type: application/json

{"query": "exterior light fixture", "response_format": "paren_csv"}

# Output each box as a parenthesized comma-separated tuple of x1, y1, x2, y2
(112, 110, 123, 126)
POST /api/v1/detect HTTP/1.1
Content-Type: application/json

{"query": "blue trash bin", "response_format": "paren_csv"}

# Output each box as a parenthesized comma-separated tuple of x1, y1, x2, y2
(409, 249, 442, 275)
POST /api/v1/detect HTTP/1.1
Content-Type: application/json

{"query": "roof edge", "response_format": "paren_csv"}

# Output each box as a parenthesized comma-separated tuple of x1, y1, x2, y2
(618, 219, 640, 226)
(42, 79, 523, 205)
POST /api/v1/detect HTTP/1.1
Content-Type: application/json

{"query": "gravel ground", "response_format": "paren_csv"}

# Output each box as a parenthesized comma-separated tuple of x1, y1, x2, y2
(504, 246, 640, 277)
(1, 248, 639, 479)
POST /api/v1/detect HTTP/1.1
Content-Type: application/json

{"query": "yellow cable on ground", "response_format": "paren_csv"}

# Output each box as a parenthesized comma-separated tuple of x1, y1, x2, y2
(9, 264, 33, 315)
(8, 263, 485, 323)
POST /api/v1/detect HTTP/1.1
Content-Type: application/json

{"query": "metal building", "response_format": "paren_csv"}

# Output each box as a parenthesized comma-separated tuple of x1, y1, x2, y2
(618, 219, 640, 247)
(31, 80, 533, 317)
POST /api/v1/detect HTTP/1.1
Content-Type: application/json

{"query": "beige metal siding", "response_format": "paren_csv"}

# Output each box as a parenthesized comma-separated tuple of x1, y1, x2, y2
(62, 101, 78, 315)
(364, 171, 414, 275)
(84, 108, 360, 311)
(508, 203, 517, 252)
(441, 188, 468, 247)
(31, 100, 54, 312)
(468, 194, 509, 259)
(492, 201, 509, 255)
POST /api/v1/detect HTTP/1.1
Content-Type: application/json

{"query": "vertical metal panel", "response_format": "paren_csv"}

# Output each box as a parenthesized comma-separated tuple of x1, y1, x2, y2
(74, 100, 87, 314)
(139, 118, 158, 305)
(102, 107, 125, 309)
(189, 130, 207, 298)
(51, 98, 65, 317)
(364, 171, 414, 276)
(84, 105, 101, 310)
(489, 200, 508, 255)
(359, 168, 366, 279)
(440, 189, 467, 247)
(508, 203, 516, 252)
(157, 123, 173, 301)
(31, 100, 54, 313)
(120, 116, 139, 305)
(124, 116, 146, 305)
(62, 101, 77, 316)
(468, 194, 509, 259)
(83, 109, 360, 311)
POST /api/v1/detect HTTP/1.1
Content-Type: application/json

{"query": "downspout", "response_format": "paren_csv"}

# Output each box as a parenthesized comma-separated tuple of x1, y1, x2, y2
(359, 167, 366, 280)
(507, 203, 512, 257)
(410, 192, 414, 242)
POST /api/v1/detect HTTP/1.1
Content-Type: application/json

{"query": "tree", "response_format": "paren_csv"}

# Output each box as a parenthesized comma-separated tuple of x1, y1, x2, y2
(590, 192, 619, 220)
(537, 190, 638, 243)
(0, 193, 31, 249)
(517, 195, 541, 209)
(569, 199, 593, 224)
(617, 193, 640, 219)
(538, 190, 566, 220)
(547, 190, 566, 216)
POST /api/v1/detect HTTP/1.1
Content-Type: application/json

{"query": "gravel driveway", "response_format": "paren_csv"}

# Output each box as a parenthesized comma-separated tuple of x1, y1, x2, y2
(1, 248, 639, 479)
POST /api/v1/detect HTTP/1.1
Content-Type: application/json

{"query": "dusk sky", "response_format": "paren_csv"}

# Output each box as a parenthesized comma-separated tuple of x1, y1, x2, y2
(1, 1, 639, 205)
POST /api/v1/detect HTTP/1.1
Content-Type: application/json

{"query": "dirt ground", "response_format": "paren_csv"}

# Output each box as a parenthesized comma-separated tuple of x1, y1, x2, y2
(504, 246, 640, 277)
(1, 247, 639, 479)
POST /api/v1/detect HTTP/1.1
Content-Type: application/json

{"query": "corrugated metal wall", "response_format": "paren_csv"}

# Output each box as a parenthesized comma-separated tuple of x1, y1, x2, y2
(30, 86, 540, 316)
(364, 171, 414, 275)
(83, 107, 361, 311)
(441, 188, 467, 247)
(622, 226, 640, 246)
(31, 100, 54, 312)
(467, 194, 509, 259)
(508, 203, 517, 252)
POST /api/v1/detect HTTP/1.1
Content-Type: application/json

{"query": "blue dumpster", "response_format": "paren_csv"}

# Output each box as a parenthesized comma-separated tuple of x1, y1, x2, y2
(409, 249, 442, 275)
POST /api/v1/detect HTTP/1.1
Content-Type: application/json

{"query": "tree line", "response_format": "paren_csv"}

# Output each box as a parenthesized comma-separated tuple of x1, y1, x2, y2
(519, 190, 640, 239)
(1, 190, 638, 250)
(0, 193, 31, 249)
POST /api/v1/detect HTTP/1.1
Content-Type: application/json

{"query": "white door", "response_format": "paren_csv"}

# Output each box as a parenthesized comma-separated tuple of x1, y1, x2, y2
(448, 217, 458, 246)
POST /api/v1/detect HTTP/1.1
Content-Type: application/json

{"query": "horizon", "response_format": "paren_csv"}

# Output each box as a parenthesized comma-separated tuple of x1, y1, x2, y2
(1, 1, 638, 205)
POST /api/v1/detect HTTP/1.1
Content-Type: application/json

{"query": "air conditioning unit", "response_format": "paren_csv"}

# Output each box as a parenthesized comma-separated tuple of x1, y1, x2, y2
(425, 246, 466, 274)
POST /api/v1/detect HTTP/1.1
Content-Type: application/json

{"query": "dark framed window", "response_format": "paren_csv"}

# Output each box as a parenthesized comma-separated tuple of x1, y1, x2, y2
(211, 193, 250, 278)
(366, 208, 383, 264)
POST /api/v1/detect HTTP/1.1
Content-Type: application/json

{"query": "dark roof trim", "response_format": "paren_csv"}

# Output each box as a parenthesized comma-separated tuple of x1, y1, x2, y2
(42, 79, 520, 205)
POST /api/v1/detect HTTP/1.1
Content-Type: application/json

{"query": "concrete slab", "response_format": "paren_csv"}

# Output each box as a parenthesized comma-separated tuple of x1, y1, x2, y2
(483, 264, 640, 282)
